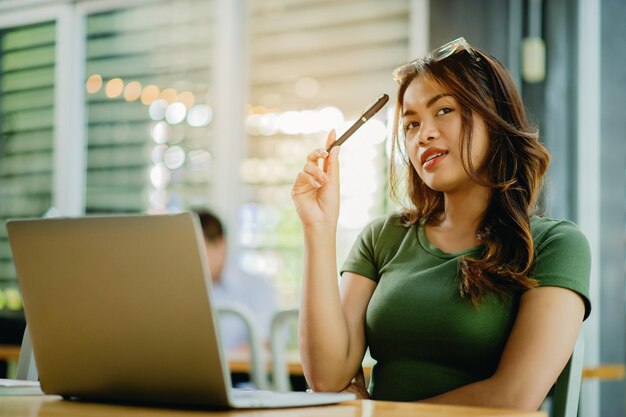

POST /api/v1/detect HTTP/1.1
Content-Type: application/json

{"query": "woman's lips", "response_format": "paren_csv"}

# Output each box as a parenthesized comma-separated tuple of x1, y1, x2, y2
(423, 152, 448, 170)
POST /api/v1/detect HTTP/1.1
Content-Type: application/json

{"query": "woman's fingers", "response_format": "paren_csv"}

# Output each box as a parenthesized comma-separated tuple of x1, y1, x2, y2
(303, 162, 329, 185)
(305, 129, 338, 163)
(294, 171, 322, 191)
(304, 129, 340, 182)
(306, 148, 329, 164)
(295, 129, 340, 195)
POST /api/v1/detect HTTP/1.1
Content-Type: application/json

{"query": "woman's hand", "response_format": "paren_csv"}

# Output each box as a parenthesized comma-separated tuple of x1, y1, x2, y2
(340, 367, 370, 399)
(291, 130, 341, 228)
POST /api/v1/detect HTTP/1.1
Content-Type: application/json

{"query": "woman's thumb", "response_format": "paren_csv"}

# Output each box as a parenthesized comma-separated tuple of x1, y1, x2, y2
(324, 129, 337, 150)
(325, 142, 340, 179)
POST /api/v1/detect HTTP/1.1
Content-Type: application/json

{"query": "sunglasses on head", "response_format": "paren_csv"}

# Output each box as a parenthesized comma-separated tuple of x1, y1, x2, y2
(393, 37, 481, 82)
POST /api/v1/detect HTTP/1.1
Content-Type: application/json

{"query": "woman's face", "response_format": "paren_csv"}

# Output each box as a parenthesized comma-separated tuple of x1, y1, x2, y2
(402, 76, 489, 193)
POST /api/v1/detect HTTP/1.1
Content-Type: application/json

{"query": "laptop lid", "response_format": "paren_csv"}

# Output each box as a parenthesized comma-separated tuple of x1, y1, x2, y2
(7, 212, 233, 407)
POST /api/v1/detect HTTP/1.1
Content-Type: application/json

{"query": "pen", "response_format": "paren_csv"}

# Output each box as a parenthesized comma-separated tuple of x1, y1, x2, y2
(326, 94, 390, 152)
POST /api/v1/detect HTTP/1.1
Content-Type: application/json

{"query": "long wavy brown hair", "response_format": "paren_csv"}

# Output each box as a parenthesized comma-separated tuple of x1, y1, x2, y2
(390, 45, 551, 305)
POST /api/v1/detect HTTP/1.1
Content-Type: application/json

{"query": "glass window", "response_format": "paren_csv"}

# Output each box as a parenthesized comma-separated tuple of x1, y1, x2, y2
(84, 0, 215, 214)
(0, 21, 56, 318)
(243, 0, 410, 307)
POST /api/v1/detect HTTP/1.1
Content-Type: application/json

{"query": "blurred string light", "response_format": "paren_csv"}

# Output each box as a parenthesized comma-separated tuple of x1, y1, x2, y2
(150, 163, 171, 188)
(86, 74, 213, 130)
(151, 144, 168, 164)
(141, 85, 160, 105)
(188, 149, 213, 170)
(124, 81, 142, 101)
(149, 99, 168, 121)
(178, 91, 195, 109)
(151, 121, 171, 144)
(84, 74, 387, 221)
(245, 106, 344, 136)
(105, 78, 124, 98)
(165, 102, 187, 124)
(187, 104, 213, 127)
(160, 88, 178, 103)
(163, 145, 186, 169)
(86, 74, 103, 93)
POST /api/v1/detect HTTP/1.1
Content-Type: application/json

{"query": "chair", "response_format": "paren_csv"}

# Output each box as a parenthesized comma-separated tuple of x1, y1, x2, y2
(551, 329, 585, 417)
(216, 301, 268, 390)
(269, 308, 299, 392)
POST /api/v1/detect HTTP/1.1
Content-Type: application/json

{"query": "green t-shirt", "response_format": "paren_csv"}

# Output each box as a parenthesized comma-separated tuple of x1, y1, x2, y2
(341, 213, 591, 402)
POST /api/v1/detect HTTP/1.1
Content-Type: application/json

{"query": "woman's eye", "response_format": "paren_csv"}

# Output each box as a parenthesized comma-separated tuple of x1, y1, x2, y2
(437, 107, 453, 116)
(404, 121, 420, 131)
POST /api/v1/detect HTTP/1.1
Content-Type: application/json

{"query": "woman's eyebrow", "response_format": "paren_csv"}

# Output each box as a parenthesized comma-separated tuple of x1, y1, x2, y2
(403, 93, 454, 116)
(426, 93, 453, 108)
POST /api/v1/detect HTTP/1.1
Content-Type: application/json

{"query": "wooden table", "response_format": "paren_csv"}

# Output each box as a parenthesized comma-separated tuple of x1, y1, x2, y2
(3, 344, 625, 382)
(3, 345, 625, 382)
(0, 396, 546, 417)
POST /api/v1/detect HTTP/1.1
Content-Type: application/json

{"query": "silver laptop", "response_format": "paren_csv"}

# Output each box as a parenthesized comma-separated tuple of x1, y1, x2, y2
(6, 212, 355, 408)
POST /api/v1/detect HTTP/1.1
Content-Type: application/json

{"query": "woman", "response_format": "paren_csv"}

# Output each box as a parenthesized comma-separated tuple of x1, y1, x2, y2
(290, 38, 590, 410)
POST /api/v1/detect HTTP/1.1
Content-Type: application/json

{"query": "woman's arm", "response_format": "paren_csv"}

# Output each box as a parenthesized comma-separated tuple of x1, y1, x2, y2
(420, 286, 585, 410)
(291, 131, 376, 392)
(300, 271, 375, 392)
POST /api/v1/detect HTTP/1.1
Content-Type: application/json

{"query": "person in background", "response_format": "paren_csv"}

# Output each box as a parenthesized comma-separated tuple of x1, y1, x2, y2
(195, 210, 277, 352)
(291, 37, 590, 410)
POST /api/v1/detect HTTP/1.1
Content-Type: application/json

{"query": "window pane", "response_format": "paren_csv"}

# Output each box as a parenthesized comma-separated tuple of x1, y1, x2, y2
(0, 21, 56, 319)
(243, 0, 410, 307)
(84, 1, 214, 214)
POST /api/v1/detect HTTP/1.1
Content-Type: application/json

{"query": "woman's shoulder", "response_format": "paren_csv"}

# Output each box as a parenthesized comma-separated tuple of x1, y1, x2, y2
(343, 212, 416, 277)
(530, 216, 583, 240)
(530, 215, 588, 246)
(529, 215, 592, 319)
(362, 211, 413, 236)
(353, 212, 416, 253)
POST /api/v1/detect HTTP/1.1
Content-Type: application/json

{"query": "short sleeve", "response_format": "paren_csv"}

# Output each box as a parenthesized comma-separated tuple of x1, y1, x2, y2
(340, 217, 385, 282)
(531, 220, 592, 320)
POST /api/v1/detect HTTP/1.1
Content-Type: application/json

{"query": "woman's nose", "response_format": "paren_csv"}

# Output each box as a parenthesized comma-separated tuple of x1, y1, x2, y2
(417, 120, 439, 145)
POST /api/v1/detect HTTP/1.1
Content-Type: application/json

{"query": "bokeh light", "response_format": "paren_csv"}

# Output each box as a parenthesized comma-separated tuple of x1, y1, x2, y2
(163, 145, 186, 170)
(151, 144, 168, 164)
(141, 85, 160, 105)
(105, 78, 124, 98)
(188, 149, 213, 170)
(187, 104, 213, 127)
(151, 121, 171, 144)
(86, 74, 103, 94)
(160, 88, 178, 104)
(124, 81, 142, 102)
(178, 91, 195, 109)
(149, 99, 168, 120)
(318, 106, 344, 131)
(150, 163, 171, 188)
(165, 102, 187, 124)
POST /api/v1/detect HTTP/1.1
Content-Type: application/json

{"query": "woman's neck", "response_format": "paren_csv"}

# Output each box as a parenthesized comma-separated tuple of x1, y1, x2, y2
(436, 185, 491, 233)
(424, 186, 490, 253)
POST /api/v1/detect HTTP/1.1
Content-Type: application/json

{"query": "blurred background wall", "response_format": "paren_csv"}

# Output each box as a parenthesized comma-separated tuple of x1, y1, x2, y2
(0, 0, 623, 415)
